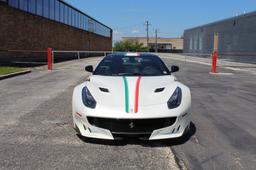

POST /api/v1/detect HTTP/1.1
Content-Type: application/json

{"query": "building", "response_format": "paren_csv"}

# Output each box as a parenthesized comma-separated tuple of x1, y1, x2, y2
(122, 37, 183, 52)
(183, 11, 256, 56)
(0, 0, 112, 63)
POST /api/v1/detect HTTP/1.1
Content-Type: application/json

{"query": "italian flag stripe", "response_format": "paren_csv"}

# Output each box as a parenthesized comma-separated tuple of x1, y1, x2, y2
(123, 76, 129, 113)
(134, 76, 142, 113)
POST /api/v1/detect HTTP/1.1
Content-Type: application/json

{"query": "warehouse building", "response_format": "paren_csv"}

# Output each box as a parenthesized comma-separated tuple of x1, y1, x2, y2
(0, 0, 112, 63)
(183, 11, 256, 57)
(122, 37, 183, 53)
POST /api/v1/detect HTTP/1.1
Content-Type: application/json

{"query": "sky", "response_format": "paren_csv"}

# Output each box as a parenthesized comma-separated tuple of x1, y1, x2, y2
(64, 0, 256, 42)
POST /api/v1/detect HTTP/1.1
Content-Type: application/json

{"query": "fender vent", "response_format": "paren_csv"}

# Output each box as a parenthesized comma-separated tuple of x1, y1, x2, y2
(99, 87, 109, 93)
(154, 88, 165, 93)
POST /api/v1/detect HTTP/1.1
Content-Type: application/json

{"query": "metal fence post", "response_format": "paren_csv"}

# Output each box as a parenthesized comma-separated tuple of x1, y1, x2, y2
(211, 50, 218, 73)
(47, 48, 52, 71)
(77, 51, 80, 60)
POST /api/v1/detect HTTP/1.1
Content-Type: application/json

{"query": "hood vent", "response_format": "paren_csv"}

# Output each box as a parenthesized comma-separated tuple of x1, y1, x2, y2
(99, 87, 109, 93)
(154, 88, 165, 93)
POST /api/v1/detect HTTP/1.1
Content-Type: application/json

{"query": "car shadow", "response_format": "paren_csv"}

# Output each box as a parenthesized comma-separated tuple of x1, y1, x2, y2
(77, 122, 196, 147)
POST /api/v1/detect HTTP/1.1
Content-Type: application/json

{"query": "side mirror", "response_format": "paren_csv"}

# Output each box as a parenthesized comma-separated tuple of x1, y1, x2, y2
(85, 65, 93, 73)
(171, 65, 179, 73)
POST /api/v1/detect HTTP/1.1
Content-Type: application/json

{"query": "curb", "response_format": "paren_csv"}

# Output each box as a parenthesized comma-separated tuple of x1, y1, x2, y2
(0, 70, 31, 80)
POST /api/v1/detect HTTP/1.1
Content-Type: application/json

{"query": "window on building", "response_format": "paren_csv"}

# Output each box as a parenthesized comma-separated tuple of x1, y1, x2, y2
(82, 16, 86, 30)
(78, 13, 81, 29)
(199, 36, 203, 50)
(68, 7, 72, 26)
(59, 2, 64, 23)
(55, 0, 60, 21)
(71, 9, 75, 26)
(20, 0, 28, 11)
(8, 0, 19, 8)
(28, 0, 36, 14)
(49, 0, 55, 20)
(189, 38, 193, 50)
(36, 0, 43, 16)
(71, 9, 74, 27)
(64, 5, 68, 24)
(84, 16, 88, 30)
(6, 0, 111, 37)
(43, 0, 49, 18)
(95, 22, 99, 35)
(80, 13, 83, 29)
(76, 12, 79, 28)
(194, 36, 198, 50)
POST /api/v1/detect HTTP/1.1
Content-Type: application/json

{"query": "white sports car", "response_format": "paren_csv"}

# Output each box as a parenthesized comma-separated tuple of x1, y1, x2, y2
(72, 53, 191, 140)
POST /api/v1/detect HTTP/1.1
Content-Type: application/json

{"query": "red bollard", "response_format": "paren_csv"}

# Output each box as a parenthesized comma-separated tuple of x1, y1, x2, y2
(47, 48, 52, 71)
(211, 50, 217, 73)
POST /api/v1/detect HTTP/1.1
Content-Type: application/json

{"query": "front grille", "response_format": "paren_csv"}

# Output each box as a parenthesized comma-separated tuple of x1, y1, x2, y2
(87, 117, 177, 134)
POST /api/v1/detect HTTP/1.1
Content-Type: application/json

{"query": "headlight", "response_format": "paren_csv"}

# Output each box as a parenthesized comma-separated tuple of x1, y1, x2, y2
(82, 86, 96, 108)
(167, 87, 182, 109)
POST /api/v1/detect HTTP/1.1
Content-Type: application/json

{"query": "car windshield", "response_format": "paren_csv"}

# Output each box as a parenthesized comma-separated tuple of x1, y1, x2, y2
(93, 54, 170, 76)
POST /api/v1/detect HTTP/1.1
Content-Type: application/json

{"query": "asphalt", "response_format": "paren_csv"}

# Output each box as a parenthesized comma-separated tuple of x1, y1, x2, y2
(0, 55, 255, 170)
(161, 55, 256, 170)
(0, 57, 179, 170)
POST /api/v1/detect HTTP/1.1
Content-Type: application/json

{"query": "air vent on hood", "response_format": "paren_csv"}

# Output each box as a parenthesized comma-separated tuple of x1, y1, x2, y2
(154, 88, 165, 93)
(99, 87, 109, 93)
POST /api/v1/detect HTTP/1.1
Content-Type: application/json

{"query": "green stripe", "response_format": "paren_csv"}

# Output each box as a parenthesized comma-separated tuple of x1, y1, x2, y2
(123, 76, 129, 113)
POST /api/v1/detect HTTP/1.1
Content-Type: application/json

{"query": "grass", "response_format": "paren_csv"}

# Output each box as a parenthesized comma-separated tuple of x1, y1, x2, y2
(0, 66, 26, 76)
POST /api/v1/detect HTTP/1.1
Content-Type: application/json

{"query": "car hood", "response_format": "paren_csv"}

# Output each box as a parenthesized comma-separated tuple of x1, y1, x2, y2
(85, 75, 179, 113)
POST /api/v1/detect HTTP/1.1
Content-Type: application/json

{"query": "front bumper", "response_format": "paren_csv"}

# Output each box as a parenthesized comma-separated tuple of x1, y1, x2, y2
(73, 112, 190, 140)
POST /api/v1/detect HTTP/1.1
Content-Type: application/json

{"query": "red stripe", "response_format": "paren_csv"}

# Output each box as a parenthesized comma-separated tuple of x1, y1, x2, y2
(134, 76, 142, 113)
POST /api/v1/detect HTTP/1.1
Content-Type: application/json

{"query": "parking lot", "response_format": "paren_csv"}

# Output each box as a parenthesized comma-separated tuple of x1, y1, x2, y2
(0, 54, 256, 170)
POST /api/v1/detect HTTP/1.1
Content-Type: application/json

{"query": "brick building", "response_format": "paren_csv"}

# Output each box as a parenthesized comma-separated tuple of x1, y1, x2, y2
(0, 0, 112, 63)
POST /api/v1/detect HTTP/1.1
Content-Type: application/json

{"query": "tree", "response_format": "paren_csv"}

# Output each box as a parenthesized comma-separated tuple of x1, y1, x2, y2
(113, 40, 149, 52)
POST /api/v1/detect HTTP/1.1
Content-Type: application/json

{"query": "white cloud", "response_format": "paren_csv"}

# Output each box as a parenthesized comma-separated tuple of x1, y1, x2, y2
(131, 29, 140, 34)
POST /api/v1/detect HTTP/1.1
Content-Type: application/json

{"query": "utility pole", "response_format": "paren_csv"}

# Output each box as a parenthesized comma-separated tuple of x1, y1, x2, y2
(145, 21, 150, 48)
(155, 29, 158, 53)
